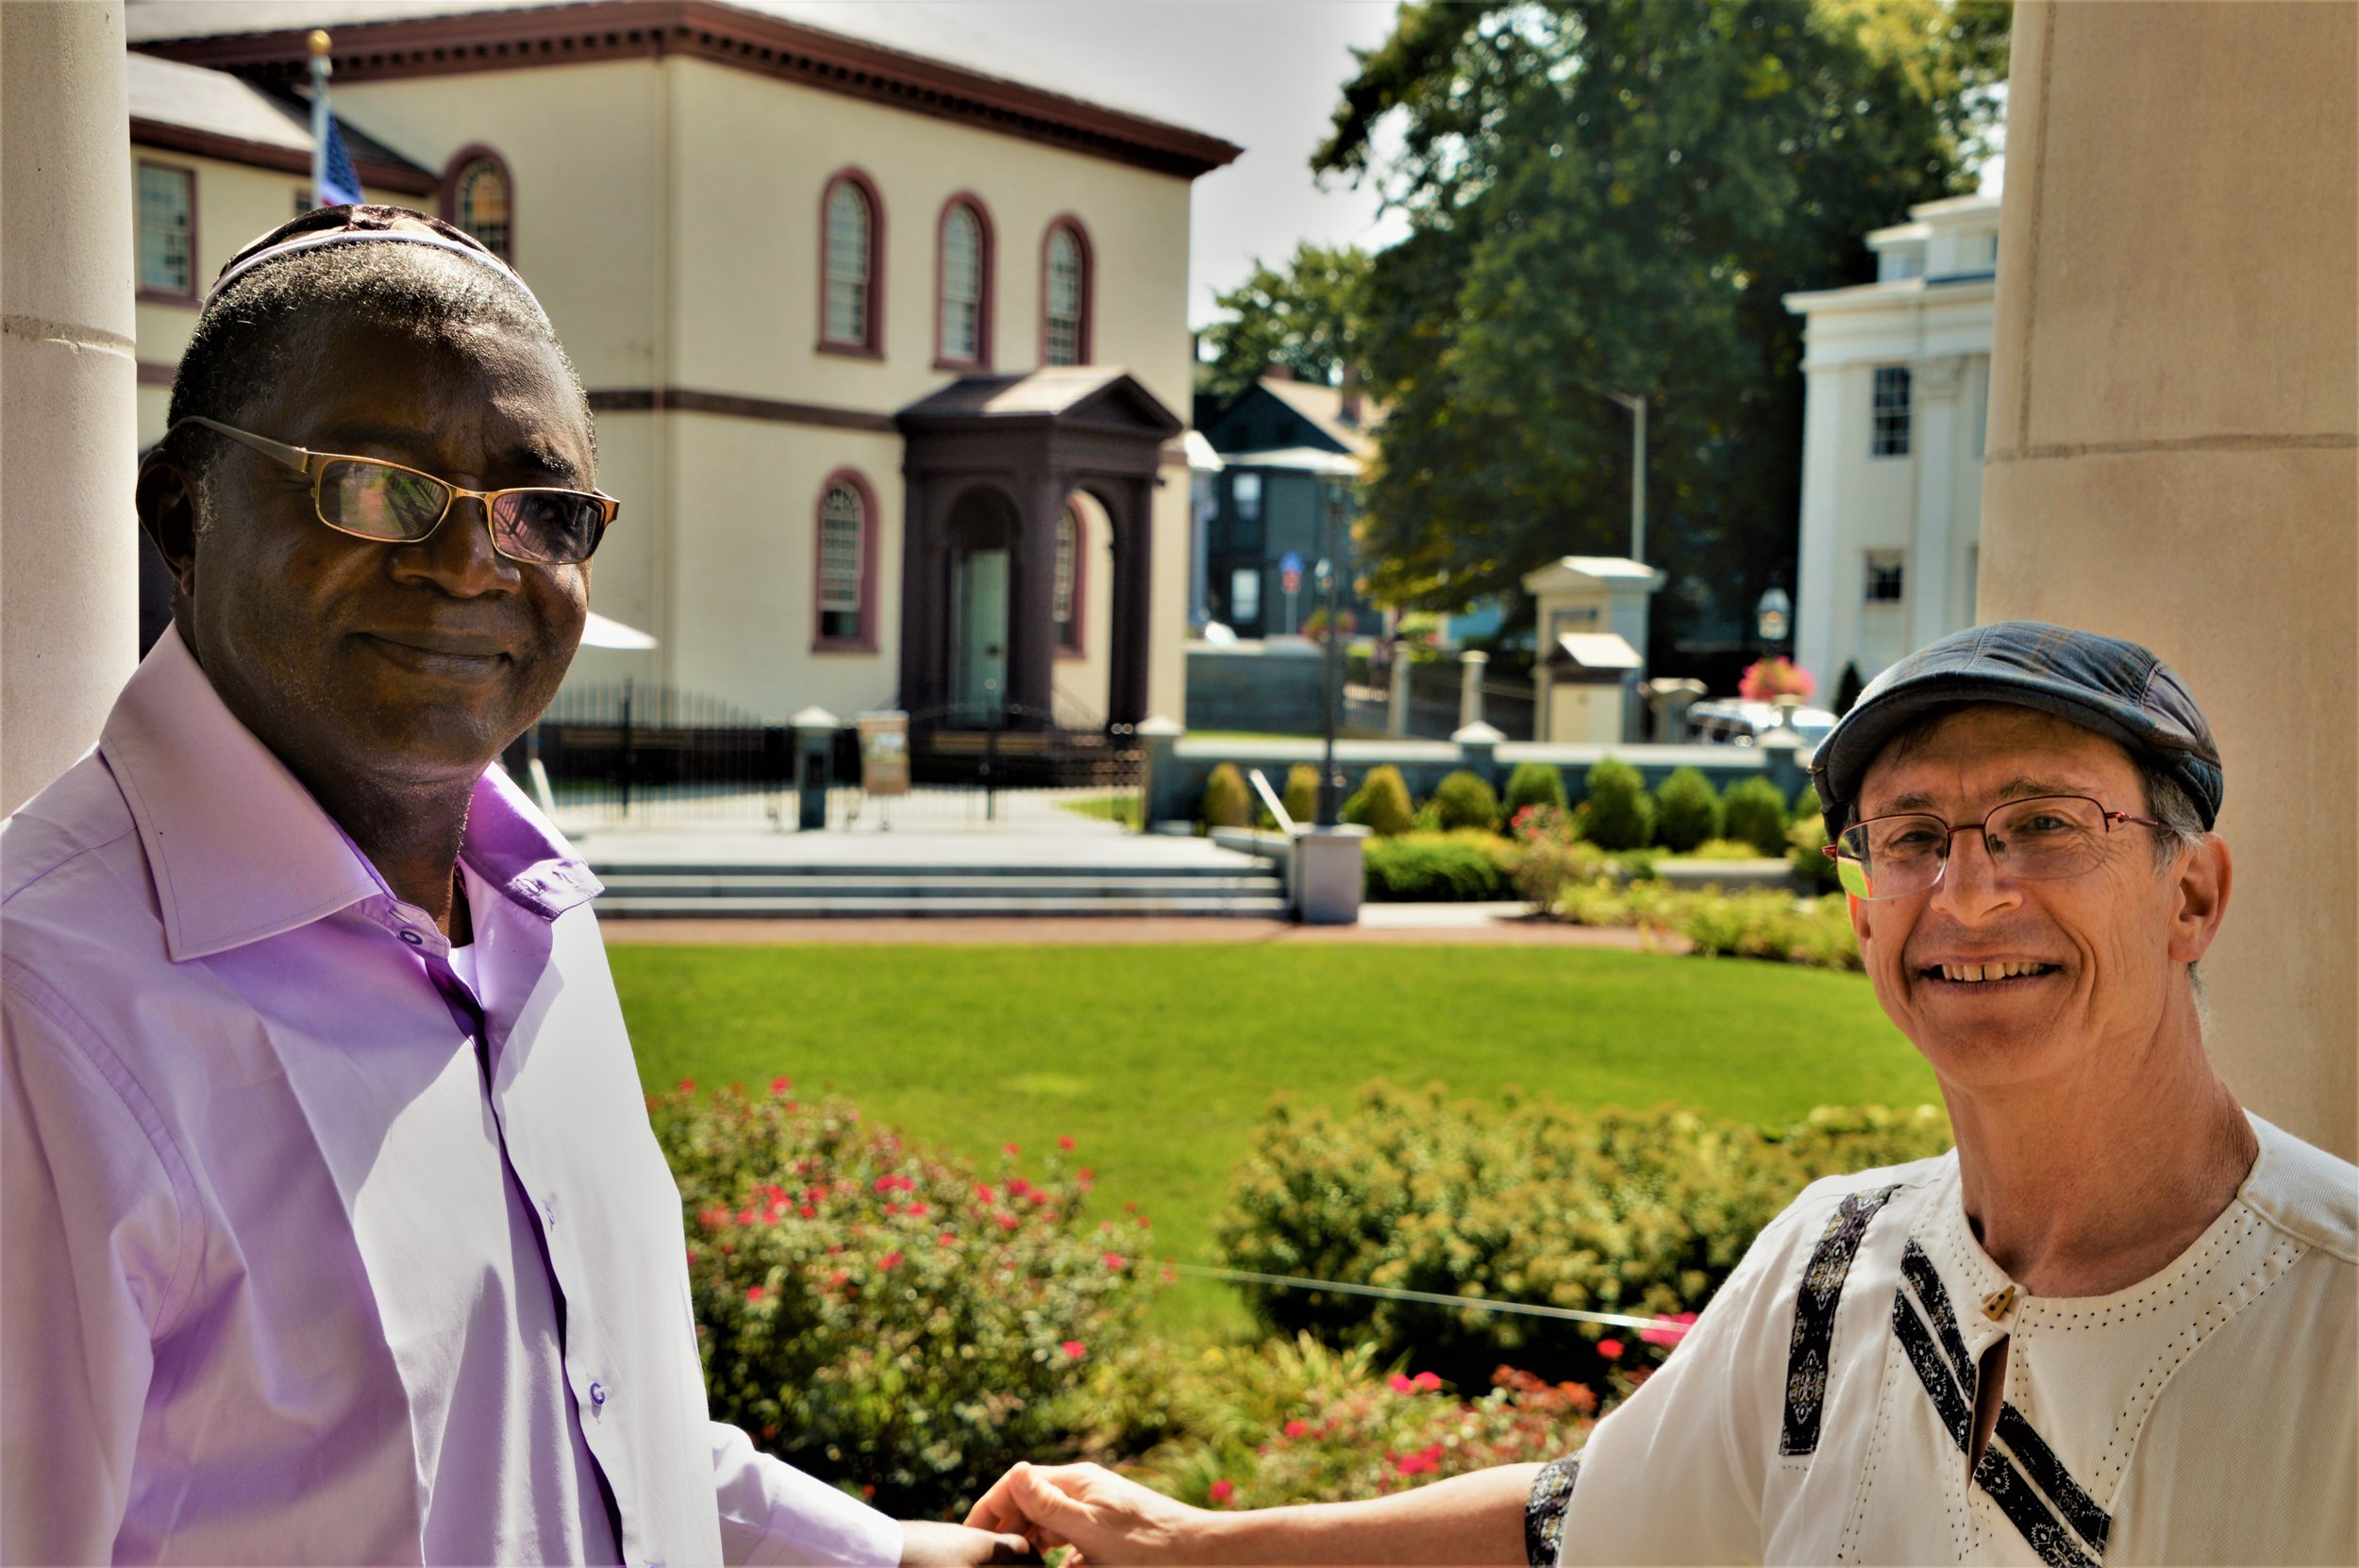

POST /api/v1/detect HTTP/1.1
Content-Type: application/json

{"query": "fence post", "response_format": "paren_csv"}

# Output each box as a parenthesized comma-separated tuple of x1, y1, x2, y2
(1135, 714, 1184, 826)
(1388, 652, 1412, 737)
(1458, 649, 1488, 730)
(791, 706, 839, 831)
(1453, 720, 1505, 786)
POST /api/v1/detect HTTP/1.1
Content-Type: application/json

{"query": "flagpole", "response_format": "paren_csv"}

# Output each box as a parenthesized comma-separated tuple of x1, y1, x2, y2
(308, 30, 331, 207)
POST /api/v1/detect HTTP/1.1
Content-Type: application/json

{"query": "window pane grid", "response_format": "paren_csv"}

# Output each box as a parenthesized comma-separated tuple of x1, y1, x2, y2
(819, 485, 864, 623)
(457, 161, 511, 260)
(1864, 551, 1905, 603)
(943, 207, 981, 360)
(1046, 228, 1082, 365)
(1871, 365, 1912, 457)
(138, 166, 193, 294)
(826, 184, 871, 345)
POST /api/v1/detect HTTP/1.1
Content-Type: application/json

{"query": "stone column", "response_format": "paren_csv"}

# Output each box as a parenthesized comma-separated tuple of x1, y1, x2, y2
(2, 1, 138, 815)
(1007, 473, 1065, 727)
(895, 472, 944, 715)
(1386, 650, 1411, 737)
(1105, 477, 1154, 728)
(1906, 354, 1966, 650)
(1982, 0, 2357, 1157)
(1532, 663, 1556, 742)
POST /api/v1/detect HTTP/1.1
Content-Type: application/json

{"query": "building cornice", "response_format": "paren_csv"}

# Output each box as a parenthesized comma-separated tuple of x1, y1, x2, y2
(131, 115, 439, 192)
(134, 0, 1244, 179)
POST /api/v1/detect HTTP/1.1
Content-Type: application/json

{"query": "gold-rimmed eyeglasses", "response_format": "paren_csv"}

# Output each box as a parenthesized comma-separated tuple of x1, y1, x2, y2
(1825, 793, 2169, 901)
(160, 415, 618, 567)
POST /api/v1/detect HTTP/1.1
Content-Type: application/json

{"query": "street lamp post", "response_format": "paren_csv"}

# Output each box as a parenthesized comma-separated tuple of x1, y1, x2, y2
(1606, 389, 1648, 564)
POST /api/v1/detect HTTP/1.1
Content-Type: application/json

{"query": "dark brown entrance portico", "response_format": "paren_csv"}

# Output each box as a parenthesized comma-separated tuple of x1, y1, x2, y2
(895, 368, 1181, 730)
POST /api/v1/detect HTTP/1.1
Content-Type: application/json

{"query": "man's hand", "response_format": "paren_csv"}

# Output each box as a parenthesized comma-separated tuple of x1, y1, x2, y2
(897, 1518, 1041, 1565)
(962, 1462, 1205, 1566)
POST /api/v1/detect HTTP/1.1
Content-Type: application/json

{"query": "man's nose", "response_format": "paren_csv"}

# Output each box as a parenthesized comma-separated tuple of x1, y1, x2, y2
(388, 493, 519, 594)
(1931, 826, 2021, 917)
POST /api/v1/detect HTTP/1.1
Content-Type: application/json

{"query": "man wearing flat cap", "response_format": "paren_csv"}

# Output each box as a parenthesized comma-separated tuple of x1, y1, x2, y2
(962, 622, 2357, 1565)
(1, 209, 1029, 1565)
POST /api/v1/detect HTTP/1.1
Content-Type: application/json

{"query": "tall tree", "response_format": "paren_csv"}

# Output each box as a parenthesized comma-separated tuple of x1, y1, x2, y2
(1196, 242, 1373, 402)
(1316, 0, 2008, 673)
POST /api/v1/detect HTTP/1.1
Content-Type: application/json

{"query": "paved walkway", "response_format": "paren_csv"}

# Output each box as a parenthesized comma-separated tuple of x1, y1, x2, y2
(598, 908, 1688, 948)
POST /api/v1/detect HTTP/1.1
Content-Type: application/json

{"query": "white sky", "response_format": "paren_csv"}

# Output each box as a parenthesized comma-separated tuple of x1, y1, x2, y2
(863, 0, 1414, 328)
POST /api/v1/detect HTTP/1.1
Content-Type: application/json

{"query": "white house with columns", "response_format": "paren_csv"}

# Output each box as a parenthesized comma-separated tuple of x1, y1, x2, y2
(1783, 193, 1999, 692)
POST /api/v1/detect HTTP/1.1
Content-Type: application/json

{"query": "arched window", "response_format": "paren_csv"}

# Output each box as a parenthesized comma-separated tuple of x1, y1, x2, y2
(813, 473, 878, 650)
(1043, 220, 1091, 366)
(821, 173, 882, 353)
(444, 148, 513, 261)
(936, 196, 993, 368)
(1053, 504, 1083, 654)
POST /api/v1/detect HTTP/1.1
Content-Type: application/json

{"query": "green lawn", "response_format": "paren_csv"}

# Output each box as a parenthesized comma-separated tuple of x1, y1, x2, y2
(611, 944, 1934, 1331)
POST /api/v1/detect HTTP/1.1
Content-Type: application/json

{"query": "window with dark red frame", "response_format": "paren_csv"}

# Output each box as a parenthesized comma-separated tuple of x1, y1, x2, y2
(937, 197, 992, 368)
(447, 151, 513, 261)
(822, 173, 883, 354)
(813, 473, 878, 650)
(1043, 221, 1091, 366)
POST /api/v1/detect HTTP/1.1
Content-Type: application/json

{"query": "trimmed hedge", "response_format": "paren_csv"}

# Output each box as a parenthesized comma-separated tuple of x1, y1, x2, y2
(1343, 765, 1415, 837)
(1202, 763, 1251, 829)
(1581, 758, 1655, 850)
(1720, 776, 1791, 857)
(1430, 770, 1502, 833)
(1652, 767, 1723, 853)
(1214, 1085, 1950, 1388)
(1502, 761, 1568, 818)
(1282, 763, 1321, 826)
(1363, 831, 1516, 902)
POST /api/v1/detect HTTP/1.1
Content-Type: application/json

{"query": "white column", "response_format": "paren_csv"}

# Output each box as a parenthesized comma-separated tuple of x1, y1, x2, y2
(1457, 649, 1487, 730)
(2, 1, 139, 814)
(1790, 357, 1847, 689)
(1983, 0, 2357, 1159)
(1905, 354, 1966, 652)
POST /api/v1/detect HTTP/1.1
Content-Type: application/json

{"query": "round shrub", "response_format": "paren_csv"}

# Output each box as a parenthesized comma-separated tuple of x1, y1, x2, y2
(1789, 812, 1842, 893)
(1652, 767, 1723, 853)
(1342, 765, 1414, 837)
(1721, 776, 1791, 856)
(1282, 762, 1322, 826)
(1503, 761, 1568, 818)
(1581, 757, 1655, 850)
(1430, 770, 1501, 832)
(1201, 762, 1251, 829)
(650, 1085, 1156, 1517)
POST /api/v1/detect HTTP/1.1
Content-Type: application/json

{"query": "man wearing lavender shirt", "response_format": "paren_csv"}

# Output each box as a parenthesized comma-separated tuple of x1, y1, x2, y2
(0, 207, 1030, 1567)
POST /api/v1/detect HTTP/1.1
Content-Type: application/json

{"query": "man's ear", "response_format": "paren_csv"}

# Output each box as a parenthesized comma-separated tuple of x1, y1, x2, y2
(2167, 832, 2233, 966)
(136, 453, 201, 600)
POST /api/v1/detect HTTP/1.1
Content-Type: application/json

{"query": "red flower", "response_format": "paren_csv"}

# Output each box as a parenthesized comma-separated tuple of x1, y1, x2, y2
(995, 1212, 1020, 1231)
(736, 1209, 758, 1226)
(1003, 1143, 1020, 1157)
(974, 1183, 996, 1203)
(907, 1202, 929, 1218)
(1283, 1419, 1311, 1439)
(1597, 1339, 1624, 1360)
(1208, 1479, 1234, 1506)
(1136, 1215, 1151, 1228)
(678, 1077, 696, 1092)
(1077, 1167, 1095, 1184)
(1412, 1370, 1442, 1392)
(799, 1205, 816, 1219)
(745, 1285, 766, 1303)
(939, 1233, 957, 1247)
(878, 1251, 901, 1271)
(769, 1076, 792, 1094)
(1394, 1443, 1444, 1476)
(1102, 1253, 1126, 1270)
(1061, 1340, 1087, 1359)
(1058, 1136, 1077, 1151)
(1388, 1373, 1416, 1393)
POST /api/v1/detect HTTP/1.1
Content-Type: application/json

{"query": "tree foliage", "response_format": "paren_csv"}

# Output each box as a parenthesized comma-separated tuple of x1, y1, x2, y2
(1313, 0, 2009, 666)
(1196, 242, 1374, 402)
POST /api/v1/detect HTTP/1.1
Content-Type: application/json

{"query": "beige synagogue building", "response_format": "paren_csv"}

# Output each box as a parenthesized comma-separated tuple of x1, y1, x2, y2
(125, 0, 1240, 735)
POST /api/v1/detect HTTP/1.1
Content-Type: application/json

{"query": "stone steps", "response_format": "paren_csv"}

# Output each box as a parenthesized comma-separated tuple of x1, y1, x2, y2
(590, 861, 1290, 919)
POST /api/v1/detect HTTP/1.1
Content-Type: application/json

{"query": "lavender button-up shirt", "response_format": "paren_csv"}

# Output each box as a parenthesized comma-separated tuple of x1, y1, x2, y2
(2, 627, 901, 1567)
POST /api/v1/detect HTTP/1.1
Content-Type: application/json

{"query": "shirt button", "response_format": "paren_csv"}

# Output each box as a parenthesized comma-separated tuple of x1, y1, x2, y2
(589, 1380, 607, 1408)
(399, 929, 425, 946)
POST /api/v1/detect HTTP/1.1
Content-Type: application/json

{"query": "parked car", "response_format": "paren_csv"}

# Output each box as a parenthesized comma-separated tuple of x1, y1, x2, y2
(1686, 699, 1837, 748)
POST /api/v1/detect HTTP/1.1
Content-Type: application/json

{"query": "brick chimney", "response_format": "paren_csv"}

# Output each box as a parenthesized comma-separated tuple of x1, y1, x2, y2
(1337, 363, 1364, 427)
(1263, 362, 1293, 382)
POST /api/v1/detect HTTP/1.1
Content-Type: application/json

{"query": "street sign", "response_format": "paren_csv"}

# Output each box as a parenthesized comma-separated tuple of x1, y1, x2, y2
(1280, 551, 1303, 593)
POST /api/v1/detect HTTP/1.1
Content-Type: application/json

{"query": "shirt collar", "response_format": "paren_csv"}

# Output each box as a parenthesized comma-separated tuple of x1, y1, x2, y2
(101, 625, 599, 962)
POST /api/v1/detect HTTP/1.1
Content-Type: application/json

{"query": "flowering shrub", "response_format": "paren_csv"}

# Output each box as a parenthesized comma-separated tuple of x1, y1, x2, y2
(1214, 1084, 1949, 1389)
(1552, 880, 1860, 970)
(1116, 1337, 1600, 1510)
(1738, 657, 1816, 701)
(648, 1083, 1158, 1518)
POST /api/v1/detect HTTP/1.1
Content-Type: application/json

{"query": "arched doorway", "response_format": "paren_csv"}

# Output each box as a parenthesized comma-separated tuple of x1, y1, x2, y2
(944, 487, 1018, 720)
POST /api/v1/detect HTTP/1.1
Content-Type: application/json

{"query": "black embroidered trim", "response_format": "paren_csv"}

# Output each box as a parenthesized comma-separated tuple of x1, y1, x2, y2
(1894, 1287, 1974, 1452)
(1899, 1240, 1974, 1385)
(1975, 1446, 2100, 1568)
(1778, 1183, 1900, 1456)
(1525, 1453, 1581, 1568)
(1998, 1408, 2112, 1554)
(1894, 1258, 2114, 1564)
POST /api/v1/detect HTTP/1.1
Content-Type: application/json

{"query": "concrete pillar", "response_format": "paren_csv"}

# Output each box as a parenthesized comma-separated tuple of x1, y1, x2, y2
(2, 1, 139, 815)
(1457, 649, 1488, 730)
(1532, 664, 1556, 742)
(1906, 355, 1966, 650)
(1386, 647, 1411, 737)
(1981, 0, 2357, 1158)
